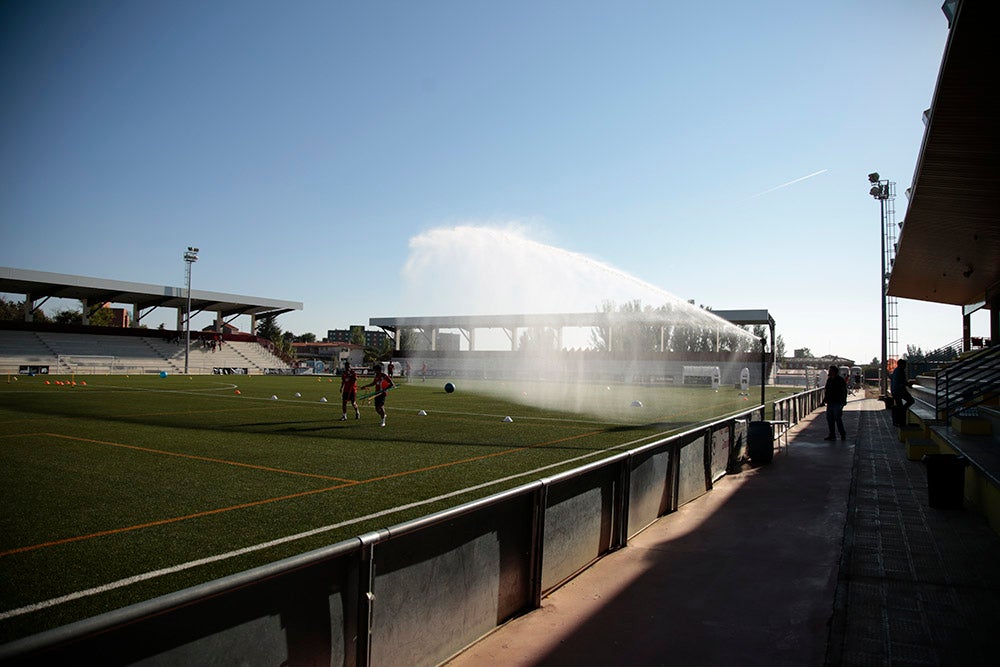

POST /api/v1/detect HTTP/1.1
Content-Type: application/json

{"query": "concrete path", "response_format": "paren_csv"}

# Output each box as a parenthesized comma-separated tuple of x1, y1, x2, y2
(446, 398, 1000, 666)
(447, 401, 858, 666)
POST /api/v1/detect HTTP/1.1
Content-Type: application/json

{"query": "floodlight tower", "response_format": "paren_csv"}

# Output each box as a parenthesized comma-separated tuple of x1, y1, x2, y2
(868, 173, 896, 398)
(183, 246, 199, 374)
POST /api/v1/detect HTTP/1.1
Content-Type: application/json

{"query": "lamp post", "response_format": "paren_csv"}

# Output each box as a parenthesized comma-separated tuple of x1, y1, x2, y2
(760, 335, 767, 412)
(868, 173, 890, 398)
(183, 247, 199, 374)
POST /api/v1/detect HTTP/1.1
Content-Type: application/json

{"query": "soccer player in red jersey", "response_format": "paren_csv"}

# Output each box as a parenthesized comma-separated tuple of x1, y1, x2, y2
(340, 361, 360, 420)
(362, 362, 395, 427)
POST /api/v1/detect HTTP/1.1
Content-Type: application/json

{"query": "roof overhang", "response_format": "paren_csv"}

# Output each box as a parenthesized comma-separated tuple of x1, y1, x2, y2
(0, 267, 302, 320)
(886, 0, 1000, 307)
(371, 309, 774, 331)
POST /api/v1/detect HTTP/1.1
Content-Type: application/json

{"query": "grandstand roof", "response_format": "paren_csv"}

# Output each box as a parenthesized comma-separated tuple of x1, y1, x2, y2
(0, 267, 302, 321)
(886, 0, 999, 309)
(370, 309, 773, 331)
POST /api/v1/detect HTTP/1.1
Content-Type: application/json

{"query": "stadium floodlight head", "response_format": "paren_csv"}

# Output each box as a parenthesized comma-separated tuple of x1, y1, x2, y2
(870, 185, 881, 197)
(184, 247, 199, 263)
(868, 172, 880, 183)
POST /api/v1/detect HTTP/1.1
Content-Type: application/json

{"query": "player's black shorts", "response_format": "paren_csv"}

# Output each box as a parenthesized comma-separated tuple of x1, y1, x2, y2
(374, 393, 387, 408)
(342, 389, 356, 401)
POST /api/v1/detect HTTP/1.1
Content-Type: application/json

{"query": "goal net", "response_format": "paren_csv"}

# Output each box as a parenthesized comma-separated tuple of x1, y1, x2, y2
(60, 355, 119, 374)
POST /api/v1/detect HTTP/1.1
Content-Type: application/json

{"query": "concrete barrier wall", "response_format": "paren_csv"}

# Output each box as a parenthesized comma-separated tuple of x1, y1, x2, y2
(710, 425, 732, 482)
(541, 469, 617, 594)
(407, 354, 769, 387)
(369, 494, 534, 666)
(677, 432, 709, 506)
(3, 402, 807, 666)
(626, 447, 673, 536)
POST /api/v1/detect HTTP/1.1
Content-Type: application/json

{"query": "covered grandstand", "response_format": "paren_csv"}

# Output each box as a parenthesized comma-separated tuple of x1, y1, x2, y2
(0, 267, 302, 332)
(371, 309, 778, 386)
(0, 267, 303, 375)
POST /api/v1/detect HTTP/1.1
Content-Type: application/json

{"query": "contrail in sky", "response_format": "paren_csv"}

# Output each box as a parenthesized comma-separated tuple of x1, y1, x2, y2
(750, 168, 828, 198)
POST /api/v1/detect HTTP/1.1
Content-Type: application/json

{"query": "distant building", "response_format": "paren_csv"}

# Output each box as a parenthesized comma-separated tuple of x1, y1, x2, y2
(326, 326, 389, 348)
(782, 354, 855, 371)
(106, 306, 130, 328)
(436, 332, 460, 352)
(292, 342, 365, 372)
(201, 322, 240, 335)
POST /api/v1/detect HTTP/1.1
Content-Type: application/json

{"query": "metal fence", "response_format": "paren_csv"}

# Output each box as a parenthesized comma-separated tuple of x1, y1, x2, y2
(1, 392, 821, 666)
(772, 386, 825, 424)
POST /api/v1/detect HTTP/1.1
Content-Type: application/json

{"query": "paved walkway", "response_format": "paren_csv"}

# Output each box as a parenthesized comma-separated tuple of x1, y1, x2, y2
(446, 398, 1000, 666)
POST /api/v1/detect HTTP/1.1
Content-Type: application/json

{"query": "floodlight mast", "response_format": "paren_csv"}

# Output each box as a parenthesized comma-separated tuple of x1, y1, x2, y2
(868, 173, 892, 398)
(760, 336, 767, 409)
(183, 247, 199, 374)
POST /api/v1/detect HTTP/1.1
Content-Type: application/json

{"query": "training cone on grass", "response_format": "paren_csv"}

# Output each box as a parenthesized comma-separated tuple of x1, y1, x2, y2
(234, 390, 241, 395)
(320, 397, 327, 402)
(294, 392, 301, 398)
(271, 395, 278, 400)
(502, 416, 514, 423)
(418, 410, 427, 416)
(630, 400, 643, 407)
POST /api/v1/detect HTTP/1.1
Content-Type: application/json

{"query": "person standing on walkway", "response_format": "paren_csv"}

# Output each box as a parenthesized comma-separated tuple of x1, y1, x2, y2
(821, 365, 848, 441)
(891, 358, 915, 425)
(340, 361, 360, 420)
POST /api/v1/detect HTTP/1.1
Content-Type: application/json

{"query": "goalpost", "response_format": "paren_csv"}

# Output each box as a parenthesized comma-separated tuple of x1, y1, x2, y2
(59, 355, 119, 374)
(682, 365, 721, 389)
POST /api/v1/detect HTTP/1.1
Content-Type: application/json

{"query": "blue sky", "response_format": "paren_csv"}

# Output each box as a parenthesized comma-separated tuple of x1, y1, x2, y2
(1, 0, 983, 363)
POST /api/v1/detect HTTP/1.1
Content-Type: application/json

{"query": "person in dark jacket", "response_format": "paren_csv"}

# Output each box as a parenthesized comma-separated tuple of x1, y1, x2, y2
(890, 358, 915, 426)
(820, 365, 848, 441)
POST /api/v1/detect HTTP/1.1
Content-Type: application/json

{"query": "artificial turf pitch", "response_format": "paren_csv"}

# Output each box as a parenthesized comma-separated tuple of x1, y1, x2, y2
(0, 373, 795, 641)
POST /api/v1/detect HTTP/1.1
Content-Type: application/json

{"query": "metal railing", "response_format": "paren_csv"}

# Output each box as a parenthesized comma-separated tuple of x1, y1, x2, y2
(0, 390, 821, 666)
(772, 386, 824, 424)
(936, 345, 1000, 419)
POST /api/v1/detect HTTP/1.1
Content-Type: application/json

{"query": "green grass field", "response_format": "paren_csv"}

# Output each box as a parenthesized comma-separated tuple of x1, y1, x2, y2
(0, 373, 795, 642)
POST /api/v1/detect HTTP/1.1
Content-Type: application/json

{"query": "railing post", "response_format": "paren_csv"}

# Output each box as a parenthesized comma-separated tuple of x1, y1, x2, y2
(728, 418, 738, 474)
(355, 531, 385, 667)
(615, 455, 632, 547)
(528, 483, 548, 608)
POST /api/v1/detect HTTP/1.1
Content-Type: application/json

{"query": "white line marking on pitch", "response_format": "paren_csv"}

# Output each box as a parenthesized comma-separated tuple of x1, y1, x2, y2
(0, 431, 665, 620)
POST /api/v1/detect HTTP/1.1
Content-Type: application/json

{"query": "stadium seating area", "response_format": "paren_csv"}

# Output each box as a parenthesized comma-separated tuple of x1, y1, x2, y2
(0, 329, 292, 375)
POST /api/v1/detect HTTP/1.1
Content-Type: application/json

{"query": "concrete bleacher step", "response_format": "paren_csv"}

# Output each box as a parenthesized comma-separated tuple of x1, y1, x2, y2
(910, 383, 936, 403)
(950, 414, 992, 436)
(905, 437, 938, 461)
(1, 329, 293, 375)
(897, 423, 924, 442)
(908, 403, 941, 425)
